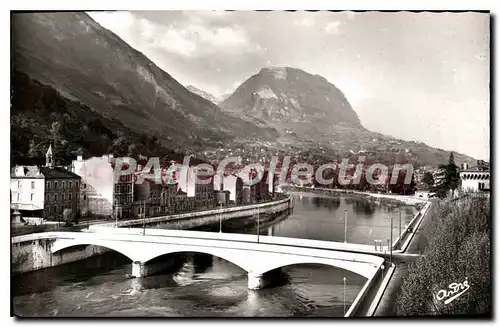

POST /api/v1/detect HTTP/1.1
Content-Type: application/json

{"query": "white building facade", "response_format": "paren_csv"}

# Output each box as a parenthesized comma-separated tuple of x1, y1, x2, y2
(460, 161, 490, 192)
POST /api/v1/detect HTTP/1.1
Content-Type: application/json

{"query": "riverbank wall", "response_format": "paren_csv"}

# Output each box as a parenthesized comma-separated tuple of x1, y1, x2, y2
(92, 196, 293, 230)
(12, 196, 294, 275)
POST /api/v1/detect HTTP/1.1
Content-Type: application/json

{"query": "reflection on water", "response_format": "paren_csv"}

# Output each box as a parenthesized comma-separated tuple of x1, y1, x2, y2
(271, 193, 417, 245)
(12, 193, 416, 317)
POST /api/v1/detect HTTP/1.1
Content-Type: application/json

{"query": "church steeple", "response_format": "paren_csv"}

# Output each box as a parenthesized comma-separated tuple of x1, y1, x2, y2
(45, 144, 54, 168)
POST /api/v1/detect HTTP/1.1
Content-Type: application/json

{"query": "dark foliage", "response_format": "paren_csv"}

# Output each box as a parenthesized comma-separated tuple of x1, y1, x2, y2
(397, 194, 491, 316)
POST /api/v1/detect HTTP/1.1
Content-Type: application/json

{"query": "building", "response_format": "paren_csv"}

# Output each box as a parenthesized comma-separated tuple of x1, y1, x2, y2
(215, 190, 231, 206)
(460, 161, 490, 192)
(71, 155, 135, 219)
(213, 173, 243, 205)
(195, 176, 216, 210)
(160, 182, 178, 214)
(11, 145, 81, 221)
(11, 166, 46, 220)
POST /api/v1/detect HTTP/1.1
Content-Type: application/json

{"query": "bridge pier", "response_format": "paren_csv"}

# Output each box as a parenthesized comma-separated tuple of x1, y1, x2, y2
(131, 261, 146, 278)
(131, 257, 176, 278)
(247, 268, 282, 290)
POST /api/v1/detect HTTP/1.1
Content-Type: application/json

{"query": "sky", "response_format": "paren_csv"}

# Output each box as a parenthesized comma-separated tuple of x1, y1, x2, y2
(88, 11, 490, 160)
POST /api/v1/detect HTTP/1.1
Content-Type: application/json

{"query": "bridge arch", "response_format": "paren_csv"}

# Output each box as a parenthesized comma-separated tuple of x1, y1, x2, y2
(144, 249, 249, 273)
(249, 255, 375, 279)
(51, 238, 138, 262)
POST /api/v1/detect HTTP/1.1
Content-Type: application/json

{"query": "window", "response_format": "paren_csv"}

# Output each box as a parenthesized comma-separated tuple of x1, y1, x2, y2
(30, 194, 34, 201)
(69, 193, 72, 200)
(83, 183, 87, 189)
(46, 182, 51, 189)
(17, 181, 21, 189)
(46, 194, 49, 201)
(54, 194, 58, 201)
(69, 182, 72, 188)
(83, 195, 87, 200)
(55, 182, 58, 189)
(62, 194, 65, 201)
(115, 185, 119, 193)
(31, 181, 35, 189)
(76, 182, 79, 188)
(62, 182, 65, 189)
(17, 193, 20, 201)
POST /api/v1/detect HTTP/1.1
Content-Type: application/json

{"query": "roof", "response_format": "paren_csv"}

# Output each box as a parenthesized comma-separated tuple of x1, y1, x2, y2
(39, 167, 82, 180)
(461, 165, 490, 173)
(11, 166, 44, 178)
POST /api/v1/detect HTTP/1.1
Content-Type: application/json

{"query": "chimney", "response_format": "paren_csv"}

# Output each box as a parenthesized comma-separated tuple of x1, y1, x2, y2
(463, 163, 468, 170)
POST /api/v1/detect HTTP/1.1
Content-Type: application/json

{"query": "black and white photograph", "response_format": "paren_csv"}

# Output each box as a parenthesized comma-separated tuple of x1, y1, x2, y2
(9, 6, 491, 319)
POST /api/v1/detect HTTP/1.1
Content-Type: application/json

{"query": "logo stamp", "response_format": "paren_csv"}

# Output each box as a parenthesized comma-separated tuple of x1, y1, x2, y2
(435, 277, 470, 305)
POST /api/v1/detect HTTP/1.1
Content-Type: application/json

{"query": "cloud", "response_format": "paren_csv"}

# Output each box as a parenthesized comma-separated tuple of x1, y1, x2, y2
(90, 11, 261, 58)
(324, 21, 341, 34)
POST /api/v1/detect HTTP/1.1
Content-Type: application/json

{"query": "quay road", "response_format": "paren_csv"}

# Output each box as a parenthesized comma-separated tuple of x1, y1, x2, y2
(355, 199, 435, 316)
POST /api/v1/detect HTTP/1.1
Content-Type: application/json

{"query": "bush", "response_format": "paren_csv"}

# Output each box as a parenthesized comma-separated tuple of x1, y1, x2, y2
(396, 194, 491, 316)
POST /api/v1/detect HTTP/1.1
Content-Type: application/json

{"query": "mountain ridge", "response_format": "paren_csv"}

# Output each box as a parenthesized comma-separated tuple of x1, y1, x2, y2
(12, 12, 278, 153)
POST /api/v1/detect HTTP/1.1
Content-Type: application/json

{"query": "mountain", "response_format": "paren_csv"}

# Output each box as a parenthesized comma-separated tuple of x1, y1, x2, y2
(220, 67, 477, 168)
(220, 93, 232, 102)
(186, 85, 220, 105)
(221, 67, 361, 137)
(11, 12, 277, 155)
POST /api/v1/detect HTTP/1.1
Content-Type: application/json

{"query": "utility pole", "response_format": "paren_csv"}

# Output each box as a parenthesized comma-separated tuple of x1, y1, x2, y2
(114, 203, 118, 228)
(142, 200, 146, 236)
(390, 216, 393, 263)
(257, 206, 260, 243)
(218, 203, 222, 233)
(344, 209, 348, 243)
(343, 277, 347, 315)
(399, 209, 402, 239)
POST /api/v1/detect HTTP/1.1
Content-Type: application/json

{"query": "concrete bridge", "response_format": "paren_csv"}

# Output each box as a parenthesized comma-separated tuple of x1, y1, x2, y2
(14, 229, 384, 291)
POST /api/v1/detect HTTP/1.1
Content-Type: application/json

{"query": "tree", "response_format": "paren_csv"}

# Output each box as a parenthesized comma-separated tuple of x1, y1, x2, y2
(431, 152, 461, 198)
(422, 171, 435, 188)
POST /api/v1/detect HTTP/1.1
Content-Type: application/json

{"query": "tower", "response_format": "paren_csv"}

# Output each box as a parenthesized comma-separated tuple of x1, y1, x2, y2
(45, 144, 54, 168)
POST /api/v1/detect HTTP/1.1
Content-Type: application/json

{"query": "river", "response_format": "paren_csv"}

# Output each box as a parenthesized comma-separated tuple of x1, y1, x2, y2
(12, 193, 417, 317)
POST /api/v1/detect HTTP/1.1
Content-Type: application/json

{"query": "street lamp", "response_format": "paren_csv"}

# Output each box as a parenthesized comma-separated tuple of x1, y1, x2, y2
(142, 200, 146, 236)
(257, 206, 260, 243)
(390, 216, 393, 263)
(343, 277, 347, 315)
(399, 209, 402, 239)
(219, 203, 222, 233)
(344, 209, 348, 243)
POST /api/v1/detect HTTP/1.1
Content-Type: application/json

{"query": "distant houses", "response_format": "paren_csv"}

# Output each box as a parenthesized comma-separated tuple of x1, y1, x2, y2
(11, 146, 276, 224)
